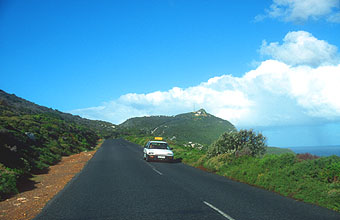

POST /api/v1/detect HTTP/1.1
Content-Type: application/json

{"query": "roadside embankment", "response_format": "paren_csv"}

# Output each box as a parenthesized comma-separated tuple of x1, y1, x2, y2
(0, 140, 102, 220)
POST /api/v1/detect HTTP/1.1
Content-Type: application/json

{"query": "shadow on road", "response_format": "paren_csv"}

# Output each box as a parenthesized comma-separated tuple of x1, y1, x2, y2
(172, 158, 182, 163)
(147, 158, 182, 163)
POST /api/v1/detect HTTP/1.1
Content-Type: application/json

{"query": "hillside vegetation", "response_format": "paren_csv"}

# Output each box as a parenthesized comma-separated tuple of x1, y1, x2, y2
(0, 90, 117, 138)
(119, 109, 236, 147)
(0, 90, 116, 199)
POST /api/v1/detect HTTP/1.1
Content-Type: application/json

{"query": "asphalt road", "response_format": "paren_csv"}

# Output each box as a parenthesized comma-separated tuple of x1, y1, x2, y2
(35, 139, 340, 220)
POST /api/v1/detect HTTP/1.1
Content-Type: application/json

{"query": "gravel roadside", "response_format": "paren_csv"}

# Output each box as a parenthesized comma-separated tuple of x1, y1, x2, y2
(0, 149, 98, 220)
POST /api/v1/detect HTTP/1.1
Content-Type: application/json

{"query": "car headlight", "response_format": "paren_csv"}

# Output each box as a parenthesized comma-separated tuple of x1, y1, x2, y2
(148, 152, 154, 155)
(167, 153, 173, 156)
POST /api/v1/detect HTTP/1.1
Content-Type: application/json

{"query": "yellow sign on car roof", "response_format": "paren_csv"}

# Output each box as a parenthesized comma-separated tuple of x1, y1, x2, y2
(154, 137, 163, 141)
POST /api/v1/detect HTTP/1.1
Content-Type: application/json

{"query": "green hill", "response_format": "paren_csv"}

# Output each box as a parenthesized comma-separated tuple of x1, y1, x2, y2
(120, 115, 173, 133)
(265, 146, 295, 155)
(119, 109, 236, 146)
(0, 90, 117, 138)
(0, 89, 116, 199)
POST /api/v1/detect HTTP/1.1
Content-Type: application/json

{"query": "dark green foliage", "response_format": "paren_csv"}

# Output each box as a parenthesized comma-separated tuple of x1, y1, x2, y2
(0, 113, 100, 199)
(208, 129, 267, 158)
(0, 89, 115, 199)
(259, 153, 296, 169)
(0, 165, 18, 196)
(0, 89, 117, 138)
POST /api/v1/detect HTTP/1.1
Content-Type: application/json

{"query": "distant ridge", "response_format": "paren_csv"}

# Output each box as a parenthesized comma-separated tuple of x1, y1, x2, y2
(0, 89, 116, 136)
(119, 108, 236, 146)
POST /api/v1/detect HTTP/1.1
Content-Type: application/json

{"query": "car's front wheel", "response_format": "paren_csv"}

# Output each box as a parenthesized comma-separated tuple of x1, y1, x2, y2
(146, 155, 150, 162)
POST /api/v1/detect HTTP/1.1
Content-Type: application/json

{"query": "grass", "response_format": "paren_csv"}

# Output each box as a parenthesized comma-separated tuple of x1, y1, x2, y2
(266, 146, 295, 155)
(93, 139, 105, 150)
(171, 144, 206, 165)
(205, 154, 340, 210)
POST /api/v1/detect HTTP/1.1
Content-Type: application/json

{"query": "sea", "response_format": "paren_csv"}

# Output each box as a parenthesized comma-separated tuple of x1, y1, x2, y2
(288, 145, 340, 157)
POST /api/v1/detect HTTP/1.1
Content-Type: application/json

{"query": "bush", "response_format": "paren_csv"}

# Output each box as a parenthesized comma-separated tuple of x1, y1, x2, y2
(260, 153, 296, 169)
(0, 113, 101, 199)
(208, 129, 267, 158)
(297, 153, 320, 161)
(0, 165, 18, 199)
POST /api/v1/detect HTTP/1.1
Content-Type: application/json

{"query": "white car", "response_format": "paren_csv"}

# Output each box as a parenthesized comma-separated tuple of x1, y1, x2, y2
(143, 140, 174, 162)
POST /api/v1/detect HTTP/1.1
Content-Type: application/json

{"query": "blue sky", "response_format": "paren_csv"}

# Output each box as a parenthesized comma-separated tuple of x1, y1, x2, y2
(1, 0, 340, 147)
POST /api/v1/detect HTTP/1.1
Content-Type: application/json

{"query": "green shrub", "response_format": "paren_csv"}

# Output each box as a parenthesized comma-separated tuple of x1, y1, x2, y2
(0, 113, 101, 199)
(0, 164, 18, 199)
(260, 153, 296, 169)
(204, 153, 234, 172)
(208, 129, 266, 158)
(316, 156, 340, 183)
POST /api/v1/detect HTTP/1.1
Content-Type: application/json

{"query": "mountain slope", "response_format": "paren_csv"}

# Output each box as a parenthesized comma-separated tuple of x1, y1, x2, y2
(0, 89, 116, 199)
(119, 109, 236, 146)
(119, 115, 174, 133)
(0, 90, 116, 137)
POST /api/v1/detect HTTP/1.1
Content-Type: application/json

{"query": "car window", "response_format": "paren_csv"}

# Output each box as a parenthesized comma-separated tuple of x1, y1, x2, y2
(149, 143, 168, 149)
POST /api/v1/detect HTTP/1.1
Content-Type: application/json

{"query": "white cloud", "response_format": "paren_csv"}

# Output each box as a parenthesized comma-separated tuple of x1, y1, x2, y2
(260, 31, 339, 67)
(70, 31, 340, 128)
(256, 0, 340, 23)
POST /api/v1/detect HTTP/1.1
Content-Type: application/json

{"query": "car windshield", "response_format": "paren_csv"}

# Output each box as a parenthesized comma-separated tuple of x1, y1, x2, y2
(150, 143, 168, 149)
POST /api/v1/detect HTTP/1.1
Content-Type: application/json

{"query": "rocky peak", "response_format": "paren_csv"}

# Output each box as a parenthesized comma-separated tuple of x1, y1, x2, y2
(194, 109, 208, 117)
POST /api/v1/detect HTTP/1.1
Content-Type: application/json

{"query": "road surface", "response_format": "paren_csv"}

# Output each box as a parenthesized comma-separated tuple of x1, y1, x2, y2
(35, 139, 340, 220)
